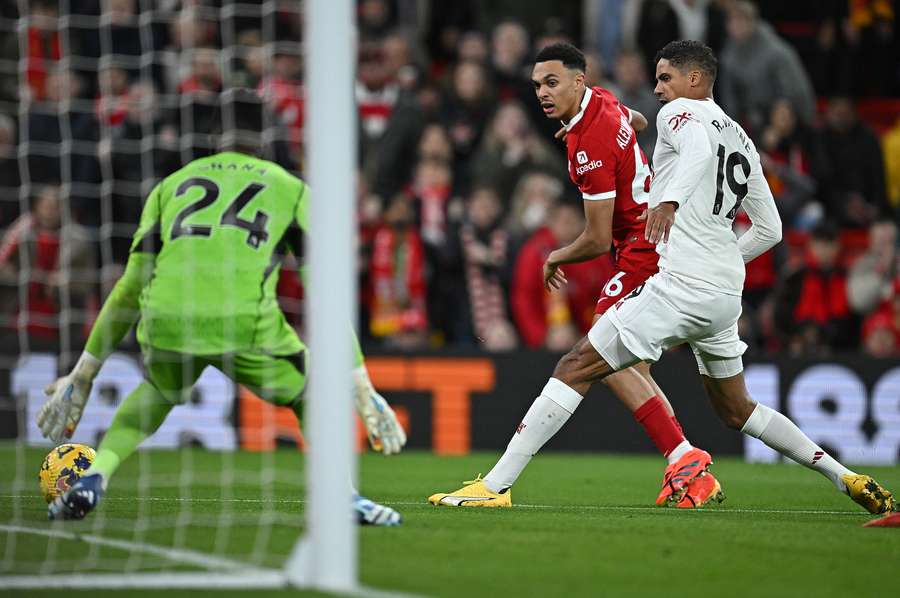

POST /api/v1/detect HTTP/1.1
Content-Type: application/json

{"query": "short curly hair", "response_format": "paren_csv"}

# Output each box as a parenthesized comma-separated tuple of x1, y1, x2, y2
(534, 42, 586, 72)
(654, 40, 718, 83)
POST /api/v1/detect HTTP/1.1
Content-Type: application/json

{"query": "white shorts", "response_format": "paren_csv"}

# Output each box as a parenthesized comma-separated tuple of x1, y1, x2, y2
(587, 271, 747, 378)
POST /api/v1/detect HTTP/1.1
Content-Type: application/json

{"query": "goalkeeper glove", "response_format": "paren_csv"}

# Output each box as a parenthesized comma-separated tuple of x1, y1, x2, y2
(37, 352, 102, 444)
(352, 366, 407, 455)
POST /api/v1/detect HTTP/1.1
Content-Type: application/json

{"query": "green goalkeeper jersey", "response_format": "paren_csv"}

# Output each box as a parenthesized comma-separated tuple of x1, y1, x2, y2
(131, 152, 308, 356)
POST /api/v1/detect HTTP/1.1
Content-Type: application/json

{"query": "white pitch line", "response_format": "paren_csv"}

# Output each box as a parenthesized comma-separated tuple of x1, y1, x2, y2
(0, 524, 266, 572)
(0, 495, 868, 516)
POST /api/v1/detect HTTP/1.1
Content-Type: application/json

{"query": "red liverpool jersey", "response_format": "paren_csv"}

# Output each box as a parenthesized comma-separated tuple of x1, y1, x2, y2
(564, 86, 657, 271)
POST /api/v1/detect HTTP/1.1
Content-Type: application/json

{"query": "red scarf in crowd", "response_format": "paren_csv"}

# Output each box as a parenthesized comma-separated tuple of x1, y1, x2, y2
(460, 224, 510, 342)
(369, 226, 427, 337)
(27, 27, 61, 101)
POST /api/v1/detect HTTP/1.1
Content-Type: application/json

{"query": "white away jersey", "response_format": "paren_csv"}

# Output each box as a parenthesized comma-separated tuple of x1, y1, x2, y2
(650, 97, 781, 294)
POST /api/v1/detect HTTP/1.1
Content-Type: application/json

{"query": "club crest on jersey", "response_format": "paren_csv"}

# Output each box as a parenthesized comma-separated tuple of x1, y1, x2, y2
(667, 112, 694, 132)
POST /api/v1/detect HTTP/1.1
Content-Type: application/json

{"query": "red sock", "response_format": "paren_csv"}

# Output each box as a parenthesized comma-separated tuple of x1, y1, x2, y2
(671, 415, 684, 436)
(634, 396, 686, 457)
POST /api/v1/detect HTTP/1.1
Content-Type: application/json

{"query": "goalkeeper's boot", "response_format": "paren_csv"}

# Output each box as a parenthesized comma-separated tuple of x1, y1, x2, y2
(353, 495, 402, 526)
(428, 475, 511, 507)
(842, 474, 896, 514)
(656, 448, 713, 507)
(675, 471, 725, 509)
(48, 473, 104, 521)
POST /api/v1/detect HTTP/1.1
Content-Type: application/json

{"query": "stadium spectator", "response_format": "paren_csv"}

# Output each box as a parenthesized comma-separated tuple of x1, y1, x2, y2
(490, 20, 532, 105)
(773, 221, 858, 354)
(358, 0, 395, 42)
(231, 30, 264, 89)
(845, 0, 897, 96)
(0, 113, 20, 227)
(718, 1, 816, 134)
(95, 64, 131, 128)
(626, 0, 680, 81)
(451, 186, 517, 350)
(457, 30, 490, 65)
(818, 96, 890, 227)
(26, 69, 101, 191)
(22, 0, 60, 102)
(860, 277, 900, 358)
(410, 158, 455, 249)
(882, 114, 900, 216)
(368, 193, 428, 348)
(417, 123, 454, 163)
(612, 49, 659, 161)
(505, 171, 565, 241)
(106, 0, 142, 58)
(162, 7, 218, 92)
(470, 101, 565, 202)
(848, 219, 898, 315)
(758, 98, 827, 228)
(440, 61, 494, 185)
(584, 51, 620, 96)
(108, 82, 180, 197)
(511, 202, 612, 350)
(382, 31, 423, 91)
(179, 47, 223, 97)
(356, 41, 424, 199)
(259, 49, 304, 163)
(0, 186, 95, 340)
(861, 310, 899, 357)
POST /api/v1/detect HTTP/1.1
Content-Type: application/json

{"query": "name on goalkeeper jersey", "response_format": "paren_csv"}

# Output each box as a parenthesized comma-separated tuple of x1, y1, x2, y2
(199, 161, 269, 176)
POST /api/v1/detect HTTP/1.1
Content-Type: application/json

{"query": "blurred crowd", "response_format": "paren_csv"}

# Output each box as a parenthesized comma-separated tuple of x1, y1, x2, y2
(1, 0, 900, 358)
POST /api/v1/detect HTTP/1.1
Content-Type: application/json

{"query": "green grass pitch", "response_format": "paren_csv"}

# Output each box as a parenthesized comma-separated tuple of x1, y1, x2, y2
(2, 446, 899, 598)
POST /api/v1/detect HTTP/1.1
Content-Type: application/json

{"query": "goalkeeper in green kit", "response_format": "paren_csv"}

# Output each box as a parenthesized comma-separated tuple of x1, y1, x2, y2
(38, 91, 406, 526)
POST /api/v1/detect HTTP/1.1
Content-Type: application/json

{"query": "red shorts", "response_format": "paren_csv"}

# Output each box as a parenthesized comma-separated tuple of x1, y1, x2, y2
(594, 250, 659, 315)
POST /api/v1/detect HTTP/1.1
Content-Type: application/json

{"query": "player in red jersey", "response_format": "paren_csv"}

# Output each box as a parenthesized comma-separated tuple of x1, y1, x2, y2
(428, 43, 721, 509)
(537, 42, 720, 507)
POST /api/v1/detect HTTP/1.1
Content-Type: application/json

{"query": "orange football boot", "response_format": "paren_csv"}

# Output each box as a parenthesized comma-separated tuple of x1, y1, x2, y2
(675, 472, 726, 508)
(862, 511, 900, 528)
(656, 448, 713, 507)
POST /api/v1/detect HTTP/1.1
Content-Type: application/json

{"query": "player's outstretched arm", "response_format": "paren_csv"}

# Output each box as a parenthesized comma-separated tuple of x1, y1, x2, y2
(37, 252, 155, 443)
(38, 182, 163, 444)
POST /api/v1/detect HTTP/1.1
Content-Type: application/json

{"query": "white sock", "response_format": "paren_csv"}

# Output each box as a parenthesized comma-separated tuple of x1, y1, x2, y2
(741, 403, 855, 491)
(483, 378, 583, 493)
(666, 440, 693, 465)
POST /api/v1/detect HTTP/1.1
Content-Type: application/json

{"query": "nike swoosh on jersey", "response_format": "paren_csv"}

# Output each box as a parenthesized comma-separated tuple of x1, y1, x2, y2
(438, 496, 497, 506)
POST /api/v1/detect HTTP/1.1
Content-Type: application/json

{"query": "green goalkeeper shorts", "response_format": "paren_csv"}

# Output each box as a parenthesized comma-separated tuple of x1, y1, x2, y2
(142, 346, 307, 407)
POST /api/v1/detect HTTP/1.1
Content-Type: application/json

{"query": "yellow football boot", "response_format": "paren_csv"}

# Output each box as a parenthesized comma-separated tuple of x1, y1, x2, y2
(842, 474, 896, 514)
(428, 475, 511, 507)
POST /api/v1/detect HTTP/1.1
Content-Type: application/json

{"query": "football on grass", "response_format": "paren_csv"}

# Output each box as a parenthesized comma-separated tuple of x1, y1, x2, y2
(39, 443, 96, 503)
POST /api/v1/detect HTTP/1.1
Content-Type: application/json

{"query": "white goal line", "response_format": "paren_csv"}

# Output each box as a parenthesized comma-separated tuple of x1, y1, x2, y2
(0, 523, 258, 571)
(1, 495, 869, 516)
(0, 524, 430, 597)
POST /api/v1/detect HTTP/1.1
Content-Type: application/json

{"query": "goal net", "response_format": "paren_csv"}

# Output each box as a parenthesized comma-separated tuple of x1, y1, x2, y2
(1, 0, 359, 591)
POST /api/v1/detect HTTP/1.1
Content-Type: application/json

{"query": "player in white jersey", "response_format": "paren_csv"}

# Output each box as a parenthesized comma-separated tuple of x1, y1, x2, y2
(431, 40, 895, 515)
(604, 41, 892, 515)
